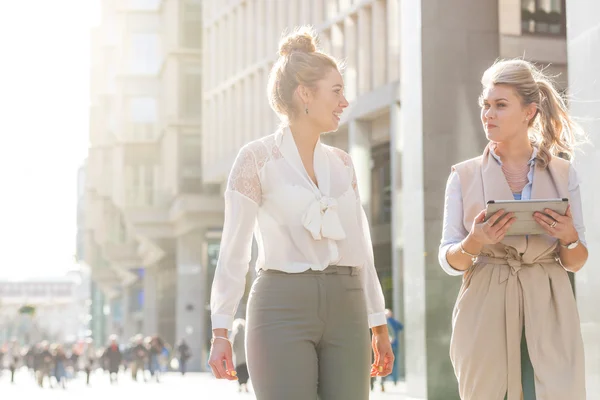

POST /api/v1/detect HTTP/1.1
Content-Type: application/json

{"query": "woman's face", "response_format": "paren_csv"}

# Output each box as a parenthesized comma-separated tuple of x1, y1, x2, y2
(301, 68, 349, 133)
(480, 84, 535, 144)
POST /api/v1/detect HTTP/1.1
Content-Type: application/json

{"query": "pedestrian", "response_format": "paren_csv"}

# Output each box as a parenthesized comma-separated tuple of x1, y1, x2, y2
(208, 26, 393, 400)
(53, 344, 68, 389)
(5, 339, 20, 384)
(439, 59, 588, 399)
(177, 339, 191, 376)
(102, 335, 122, 384)
(37, 341, 53, 388)
(80, 338, 96, 386)
(231, 319, 249, 393)
(148, 336, 164, 382)
(130, 334, 148, 381)
(378, 309, 403, 391)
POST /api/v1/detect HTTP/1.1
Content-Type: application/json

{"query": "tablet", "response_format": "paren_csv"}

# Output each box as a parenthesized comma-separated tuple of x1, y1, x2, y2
(484, 198, 569, 236)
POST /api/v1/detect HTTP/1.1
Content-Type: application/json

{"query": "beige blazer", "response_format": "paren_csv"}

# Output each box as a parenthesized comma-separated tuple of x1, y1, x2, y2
(449, 144, 585, 400)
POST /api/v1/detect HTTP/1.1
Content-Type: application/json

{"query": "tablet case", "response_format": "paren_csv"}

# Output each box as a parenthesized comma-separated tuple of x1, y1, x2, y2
(484, 198, 569, 236)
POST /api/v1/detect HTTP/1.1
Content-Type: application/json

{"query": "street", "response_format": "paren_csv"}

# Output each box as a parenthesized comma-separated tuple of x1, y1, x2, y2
(0, 369, 407, 399)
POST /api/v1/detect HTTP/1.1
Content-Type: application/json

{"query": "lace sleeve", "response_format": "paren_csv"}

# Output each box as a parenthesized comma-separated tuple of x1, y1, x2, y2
(330, 147, 359, 198)
(350, 160, 359, 198)
(226, 145, 262, 204)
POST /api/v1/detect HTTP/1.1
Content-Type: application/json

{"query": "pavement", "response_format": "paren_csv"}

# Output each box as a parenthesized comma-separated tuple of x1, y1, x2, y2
(0, 368, 407, 399)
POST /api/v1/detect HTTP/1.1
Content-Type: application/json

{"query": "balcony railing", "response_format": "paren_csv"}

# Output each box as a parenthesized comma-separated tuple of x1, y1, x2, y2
(124, 189, 172, 208)
(521, 8, 566, 36)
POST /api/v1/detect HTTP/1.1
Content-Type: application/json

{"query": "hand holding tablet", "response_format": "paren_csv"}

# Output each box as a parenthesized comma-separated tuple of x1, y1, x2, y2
(484, 198, 569, 236)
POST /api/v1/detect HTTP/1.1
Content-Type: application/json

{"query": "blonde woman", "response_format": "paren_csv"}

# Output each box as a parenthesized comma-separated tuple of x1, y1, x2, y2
(208, 26, 393, 399)
(439, 59, 588, 399)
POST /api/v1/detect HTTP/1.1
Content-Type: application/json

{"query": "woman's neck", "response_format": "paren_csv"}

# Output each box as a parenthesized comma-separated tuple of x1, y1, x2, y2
(289, 120, 321, 156)
(493, 136, 534, 165)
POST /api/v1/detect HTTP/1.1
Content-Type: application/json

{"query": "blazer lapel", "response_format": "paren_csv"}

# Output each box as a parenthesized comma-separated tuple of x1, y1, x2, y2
(481, 143, 515, 204)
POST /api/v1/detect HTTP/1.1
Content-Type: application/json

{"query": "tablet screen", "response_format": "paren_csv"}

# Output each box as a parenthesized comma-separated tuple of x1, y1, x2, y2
(484, 198, 568, 236)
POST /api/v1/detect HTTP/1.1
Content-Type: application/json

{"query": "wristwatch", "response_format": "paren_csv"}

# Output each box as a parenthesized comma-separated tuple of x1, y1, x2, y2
(560, 239, 580, 250)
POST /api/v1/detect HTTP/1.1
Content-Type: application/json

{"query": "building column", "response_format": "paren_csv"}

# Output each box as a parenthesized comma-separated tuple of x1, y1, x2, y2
(567, 0, 600, 394)
(143, 266, 158, 336)
(344, 16, 358, 101)
(105, 299, 115, 342)
(390, 102, 402, 323)
(91, 282, 106, 345)
(121, 286, 131, 340)
(390, 101, 406, 380)
(400, 0, 499, 398)
(176, 229, 207, 372)
(348, 120, 372, 219)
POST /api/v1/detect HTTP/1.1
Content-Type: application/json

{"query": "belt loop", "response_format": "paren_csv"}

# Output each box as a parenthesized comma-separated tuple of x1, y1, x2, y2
(351, 267, 359, 276)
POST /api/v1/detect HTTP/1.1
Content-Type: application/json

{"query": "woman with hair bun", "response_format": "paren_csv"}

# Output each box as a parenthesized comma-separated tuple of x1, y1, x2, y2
(439, 59, 588, 399)
(208, 26, 393, 399)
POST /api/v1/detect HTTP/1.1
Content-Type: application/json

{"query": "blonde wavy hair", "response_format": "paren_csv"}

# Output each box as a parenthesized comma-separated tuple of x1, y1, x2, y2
(480, 59, 586, 168)
(267, 26, 341, 123)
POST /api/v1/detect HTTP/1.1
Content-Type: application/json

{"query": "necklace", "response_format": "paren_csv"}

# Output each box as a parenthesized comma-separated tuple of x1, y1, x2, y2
(501, 162, 530, 193)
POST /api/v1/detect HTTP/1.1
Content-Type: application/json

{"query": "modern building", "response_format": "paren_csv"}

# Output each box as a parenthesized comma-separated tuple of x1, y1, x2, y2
(202, 0, 599, 398)
(85, 0, 222, 371)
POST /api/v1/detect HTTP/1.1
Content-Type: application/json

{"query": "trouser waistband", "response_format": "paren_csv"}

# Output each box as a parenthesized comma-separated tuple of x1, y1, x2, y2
(259, 265, 359, 276)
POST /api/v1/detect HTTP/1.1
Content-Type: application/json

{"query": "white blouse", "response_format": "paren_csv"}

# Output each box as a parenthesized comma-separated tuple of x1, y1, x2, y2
(210, 127, 387, 331)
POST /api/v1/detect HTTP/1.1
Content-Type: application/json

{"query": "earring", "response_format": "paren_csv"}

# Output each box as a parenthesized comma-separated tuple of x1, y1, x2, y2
(305, 105, 308, 115)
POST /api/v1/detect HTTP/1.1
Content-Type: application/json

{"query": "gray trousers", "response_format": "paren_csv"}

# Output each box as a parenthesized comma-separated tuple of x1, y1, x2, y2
(246, 265, 371, 400)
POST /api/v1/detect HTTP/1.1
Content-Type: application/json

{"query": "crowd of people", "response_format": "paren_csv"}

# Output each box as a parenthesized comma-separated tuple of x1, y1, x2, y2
(0, 334, 192, 388)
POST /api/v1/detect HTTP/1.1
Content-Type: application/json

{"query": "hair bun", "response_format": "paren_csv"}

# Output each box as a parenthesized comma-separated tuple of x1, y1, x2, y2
(278, 27, 317, 57)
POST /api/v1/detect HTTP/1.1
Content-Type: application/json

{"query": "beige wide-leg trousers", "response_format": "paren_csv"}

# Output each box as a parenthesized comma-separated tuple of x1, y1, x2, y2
(246, 266, 371, 400)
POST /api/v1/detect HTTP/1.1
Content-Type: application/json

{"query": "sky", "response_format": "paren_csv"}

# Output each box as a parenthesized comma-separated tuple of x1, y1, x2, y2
(0, 1, 100, 279)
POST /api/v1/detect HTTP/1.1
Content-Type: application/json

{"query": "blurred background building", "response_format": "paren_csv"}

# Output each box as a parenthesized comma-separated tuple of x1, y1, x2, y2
(0, 269, 90, 345)
(84, 0, 222, 372)
(83, 0, 600, 394)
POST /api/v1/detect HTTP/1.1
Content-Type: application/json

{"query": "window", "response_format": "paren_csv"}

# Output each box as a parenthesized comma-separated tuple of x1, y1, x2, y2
(143, 165, 155, 205)
(129, 33, 160, 74)
(521, 0, 566, 36)
(128, 97, 157, 140)
(126, 165, 157, 206)
(179, 134, 203, 193)
(182, 0, 202, 49)
(129, 287, 143, 313)
(180, 64, 202, 119)
(371, 142, 392, 225)
(373, 243, 393, 309)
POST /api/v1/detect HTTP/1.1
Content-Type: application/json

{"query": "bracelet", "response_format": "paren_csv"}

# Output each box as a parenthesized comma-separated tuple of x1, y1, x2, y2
(459, 241, 480, 263)
(210, 336, 232, 345)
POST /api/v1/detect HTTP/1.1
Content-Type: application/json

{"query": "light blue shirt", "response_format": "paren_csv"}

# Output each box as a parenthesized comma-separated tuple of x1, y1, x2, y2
(438, 147, 587, 276)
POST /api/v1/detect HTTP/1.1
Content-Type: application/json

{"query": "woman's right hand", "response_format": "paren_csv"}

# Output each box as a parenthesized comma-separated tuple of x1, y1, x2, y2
(208, 332, 238, 381)
(469, 209, 516, 246)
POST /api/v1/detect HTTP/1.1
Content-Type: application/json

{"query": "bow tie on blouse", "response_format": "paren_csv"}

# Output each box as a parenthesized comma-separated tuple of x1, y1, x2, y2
(302, 196, 347, 241)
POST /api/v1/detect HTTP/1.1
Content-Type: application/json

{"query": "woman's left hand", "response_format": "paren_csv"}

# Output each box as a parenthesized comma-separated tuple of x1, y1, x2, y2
(370, 333, 394, 377)
(533, 205, 579, 245)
